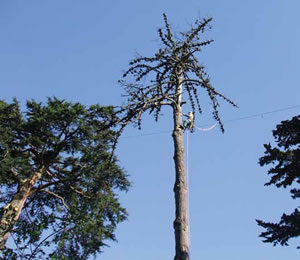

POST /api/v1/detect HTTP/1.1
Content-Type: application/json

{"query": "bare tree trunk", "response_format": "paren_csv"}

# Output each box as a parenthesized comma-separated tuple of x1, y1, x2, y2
(0, 170, 43, 250)
(172, 79, 189, 260)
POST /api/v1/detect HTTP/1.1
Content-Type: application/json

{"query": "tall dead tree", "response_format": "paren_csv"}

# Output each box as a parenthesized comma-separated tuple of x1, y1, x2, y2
(119, 14, 237, 260)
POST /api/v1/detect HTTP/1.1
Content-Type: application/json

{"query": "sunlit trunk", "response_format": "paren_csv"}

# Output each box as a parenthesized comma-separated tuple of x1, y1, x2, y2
(0, 170, 43, 250)
(172, 77, 189, 260)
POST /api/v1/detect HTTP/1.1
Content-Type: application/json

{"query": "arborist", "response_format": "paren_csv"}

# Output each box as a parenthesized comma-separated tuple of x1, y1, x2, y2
(183, 111, 195, 132)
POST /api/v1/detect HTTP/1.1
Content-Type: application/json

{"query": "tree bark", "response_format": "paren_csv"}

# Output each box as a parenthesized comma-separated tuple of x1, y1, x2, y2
(172, 79, 189, 260)
(0, 169, 43, 250)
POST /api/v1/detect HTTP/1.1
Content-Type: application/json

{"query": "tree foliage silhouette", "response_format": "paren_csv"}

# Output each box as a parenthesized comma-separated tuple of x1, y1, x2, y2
(119, 13, 237, 260)
(257, 115, 300, 249)
(0, 98, 129, 259)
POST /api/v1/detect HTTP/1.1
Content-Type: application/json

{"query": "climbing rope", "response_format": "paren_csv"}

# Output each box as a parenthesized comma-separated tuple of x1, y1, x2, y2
(186, 130, 190, 250)
(195, 123, 217, 132)
(185, 122, 217, 255)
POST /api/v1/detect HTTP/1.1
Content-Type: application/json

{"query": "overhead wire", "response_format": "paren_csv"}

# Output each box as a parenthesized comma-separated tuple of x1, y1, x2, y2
(120, 104, 300, 139)
(185, 104, 300, 255)
(119, 104, 300, 257)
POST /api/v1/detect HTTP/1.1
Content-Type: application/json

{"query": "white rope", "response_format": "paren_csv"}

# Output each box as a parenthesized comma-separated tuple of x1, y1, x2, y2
(186, 130, 190, 250)
(195, 123, 217, 132)
(185, 122, 216, 256)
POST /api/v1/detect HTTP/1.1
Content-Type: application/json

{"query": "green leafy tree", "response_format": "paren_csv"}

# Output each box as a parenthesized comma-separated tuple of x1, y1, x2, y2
(119, 14, 237, 260)
(257, 115, 300, 248)
(0, 97, 129, 259)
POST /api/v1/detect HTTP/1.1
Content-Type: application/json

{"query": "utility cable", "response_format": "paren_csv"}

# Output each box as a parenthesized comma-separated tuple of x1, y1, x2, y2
(120, 104, 300, 139)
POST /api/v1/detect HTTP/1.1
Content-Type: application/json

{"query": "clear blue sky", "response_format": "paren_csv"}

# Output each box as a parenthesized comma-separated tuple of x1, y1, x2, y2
(1, 1, 300, 259)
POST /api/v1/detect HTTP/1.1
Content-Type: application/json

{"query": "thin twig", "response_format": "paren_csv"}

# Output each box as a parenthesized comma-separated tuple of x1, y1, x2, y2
(28, 226, 67, 260)
(11, 232, 24, 258)
(25, 207, 34, 255)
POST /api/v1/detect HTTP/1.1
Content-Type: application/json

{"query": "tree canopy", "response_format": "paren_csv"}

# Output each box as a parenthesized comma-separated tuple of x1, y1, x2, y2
(0, 97, 129, 259)
(257, 115, 300, 248)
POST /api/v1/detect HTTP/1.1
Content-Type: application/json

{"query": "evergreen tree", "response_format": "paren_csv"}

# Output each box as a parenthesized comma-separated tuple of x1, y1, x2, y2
(119, 14, 237, 260)
(0, 97, 129, 259)
(257, 115, 300, 249)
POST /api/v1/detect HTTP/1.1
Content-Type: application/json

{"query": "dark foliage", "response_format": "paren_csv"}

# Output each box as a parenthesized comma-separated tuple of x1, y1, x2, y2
(257, 115, 300, 248)
(0, 98, 129, 259)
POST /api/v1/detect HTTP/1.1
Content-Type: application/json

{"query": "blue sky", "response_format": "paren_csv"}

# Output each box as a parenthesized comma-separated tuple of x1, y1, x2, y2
(1, 1, 300, 259)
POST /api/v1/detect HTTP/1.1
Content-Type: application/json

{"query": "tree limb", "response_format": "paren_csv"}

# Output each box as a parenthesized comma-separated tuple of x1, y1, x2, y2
(69, 186, 91, 199)
(40, 189, 69, 210)
(10, 167, 23, 183)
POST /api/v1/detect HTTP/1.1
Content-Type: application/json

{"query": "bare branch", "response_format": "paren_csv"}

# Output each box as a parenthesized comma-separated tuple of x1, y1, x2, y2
(28, 226, 67, 260)
(10, 167, 23, 183)
(0, 150, 9, 161)
(119, 13, 236, 131)
(40, 189, 69, 210)
(30, 180, 61, 195)
(69, 186, 91, 199)
(162, 13, 175, 47)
